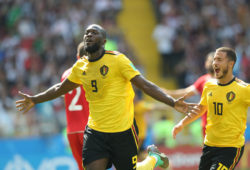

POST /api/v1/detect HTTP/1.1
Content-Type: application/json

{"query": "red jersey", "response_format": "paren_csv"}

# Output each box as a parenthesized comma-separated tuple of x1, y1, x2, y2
(193, 73, 212, 136)
(61, 68, 89, 133)
(193, 74, 212, 94)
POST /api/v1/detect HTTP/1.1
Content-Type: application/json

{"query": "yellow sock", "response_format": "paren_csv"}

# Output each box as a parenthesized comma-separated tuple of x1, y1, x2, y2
(137, 156, 157, 170)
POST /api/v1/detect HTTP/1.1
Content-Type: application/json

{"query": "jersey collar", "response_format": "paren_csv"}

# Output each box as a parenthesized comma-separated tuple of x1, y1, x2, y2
(88, 50, 105, 62)
(217, 77, 235, 86)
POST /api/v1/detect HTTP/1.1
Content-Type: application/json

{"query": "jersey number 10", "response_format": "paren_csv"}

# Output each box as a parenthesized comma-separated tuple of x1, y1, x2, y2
(213, 102, 223, 115)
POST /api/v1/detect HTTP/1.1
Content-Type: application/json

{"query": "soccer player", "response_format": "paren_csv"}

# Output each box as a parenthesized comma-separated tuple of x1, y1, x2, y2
(63, 42, 168, 170)
(172, 47, 250, 170)
(165, 51, 215, 136)
(16, 24, 197, 170)
(61, 42, 89, 170)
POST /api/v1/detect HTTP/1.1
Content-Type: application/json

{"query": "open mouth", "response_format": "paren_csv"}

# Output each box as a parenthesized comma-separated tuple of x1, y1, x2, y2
(215, 68, 220, 73)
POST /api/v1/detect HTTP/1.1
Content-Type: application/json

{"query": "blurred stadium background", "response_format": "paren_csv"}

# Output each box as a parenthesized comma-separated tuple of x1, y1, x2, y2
(0, 0, 250, 169)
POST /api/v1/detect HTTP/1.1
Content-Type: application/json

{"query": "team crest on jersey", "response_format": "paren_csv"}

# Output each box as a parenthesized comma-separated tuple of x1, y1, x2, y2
(100, 65, 109, 76)
(226, 91, 235, 102)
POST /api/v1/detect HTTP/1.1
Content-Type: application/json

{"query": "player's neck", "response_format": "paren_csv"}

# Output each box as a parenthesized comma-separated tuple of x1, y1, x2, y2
(217, 73, 234, 85)
(87, 49, 105, 61)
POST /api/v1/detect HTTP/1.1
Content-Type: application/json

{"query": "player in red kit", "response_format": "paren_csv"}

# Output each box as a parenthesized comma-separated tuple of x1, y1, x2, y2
(165, 52, 214, 136)
(61, 42, 89, 170)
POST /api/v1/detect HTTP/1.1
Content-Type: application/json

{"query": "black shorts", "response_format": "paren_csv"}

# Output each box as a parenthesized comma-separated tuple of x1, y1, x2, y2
(82, 122, 139, 170)
(199, 145, 244, 170)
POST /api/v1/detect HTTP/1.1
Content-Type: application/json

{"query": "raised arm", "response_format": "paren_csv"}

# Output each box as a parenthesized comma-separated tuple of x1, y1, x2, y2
(172, 104, 207, 139)
(16, 79, 80, 114)
(131, 75, 198, 115)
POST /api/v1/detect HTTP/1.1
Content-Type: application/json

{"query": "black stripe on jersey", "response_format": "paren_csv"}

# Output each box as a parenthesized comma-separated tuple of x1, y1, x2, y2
(218, 77, 235, 86)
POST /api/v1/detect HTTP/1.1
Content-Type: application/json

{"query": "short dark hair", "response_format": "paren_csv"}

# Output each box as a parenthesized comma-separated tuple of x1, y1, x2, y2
(87, 24, 106, 39)
(216, 47, 237, 63)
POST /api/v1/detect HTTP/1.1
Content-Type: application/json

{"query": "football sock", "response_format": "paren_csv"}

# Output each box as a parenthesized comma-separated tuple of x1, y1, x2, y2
(136, 155, 157, 170)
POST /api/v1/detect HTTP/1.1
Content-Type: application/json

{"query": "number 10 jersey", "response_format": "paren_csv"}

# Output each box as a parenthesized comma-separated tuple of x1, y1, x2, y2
(200, 78, 250, 147)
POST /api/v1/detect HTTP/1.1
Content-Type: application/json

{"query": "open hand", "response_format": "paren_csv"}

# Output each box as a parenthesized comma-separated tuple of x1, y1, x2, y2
(172, 123, 183, 139)
(16, 91, 35, 114)
(174, 95, 199, 117)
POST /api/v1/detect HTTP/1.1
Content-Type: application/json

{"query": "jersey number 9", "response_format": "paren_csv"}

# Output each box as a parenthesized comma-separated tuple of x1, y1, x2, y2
(91, 80, 98, 92)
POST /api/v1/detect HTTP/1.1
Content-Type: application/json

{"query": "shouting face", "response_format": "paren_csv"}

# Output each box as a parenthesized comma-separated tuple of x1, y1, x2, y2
(212, 51, 230, 79)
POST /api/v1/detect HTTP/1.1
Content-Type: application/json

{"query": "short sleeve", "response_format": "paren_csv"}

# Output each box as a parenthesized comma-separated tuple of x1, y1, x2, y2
(117, 54, 140, 80)
(67, 61, 83, 85)
(199, 83, 208, 106)
(245, 85, 250, 106)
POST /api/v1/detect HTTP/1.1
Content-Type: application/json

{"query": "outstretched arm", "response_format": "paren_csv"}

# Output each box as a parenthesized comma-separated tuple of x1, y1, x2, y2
(16, 79, 80, 114)
(172, 104, 207, 139)
(164, 85, 197, 99)
(131, 75, 175, 107)
(131, 75, 198, 115)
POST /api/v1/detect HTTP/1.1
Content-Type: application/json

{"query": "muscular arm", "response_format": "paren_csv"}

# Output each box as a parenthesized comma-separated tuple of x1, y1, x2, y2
(131, 75, 175, 107)
(16, 79, 80, 114)
(31, 79, 80, 104)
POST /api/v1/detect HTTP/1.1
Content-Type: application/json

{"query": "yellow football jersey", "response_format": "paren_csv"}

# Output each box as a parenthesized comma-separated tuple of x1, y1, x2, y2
(67, 51, 140, 133)
(200, 78, 250, 147)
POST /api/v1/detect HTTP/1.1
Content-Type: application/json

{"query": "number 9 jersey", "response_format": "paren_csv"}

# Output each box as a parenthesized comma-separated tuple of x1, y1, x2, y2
(200, 77, 250, 148)
(67, 51, 140, 133)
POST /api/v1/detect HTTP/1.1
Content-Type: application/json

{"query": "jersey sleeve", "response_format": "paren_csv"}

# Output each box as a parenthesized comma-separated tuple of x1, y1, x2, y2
(67, 61, 83, 84)
(245, 84, 250, 106)
(117, 54, 140, 80)
(199, 83, 208, 106)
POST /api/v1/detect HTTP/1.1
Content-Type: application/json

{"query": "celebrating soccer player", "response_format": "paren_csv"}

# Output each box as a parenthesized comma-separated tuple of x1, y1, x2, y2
(172, 47, 250, 170)
(16, 24, 198, 170)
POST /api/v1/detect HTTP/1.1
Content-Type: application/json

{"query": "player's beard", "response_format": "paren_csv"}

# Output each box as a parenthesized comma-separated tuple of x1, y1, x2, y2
(218, 65, 228, 79)
(85, 43, 100, 53)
